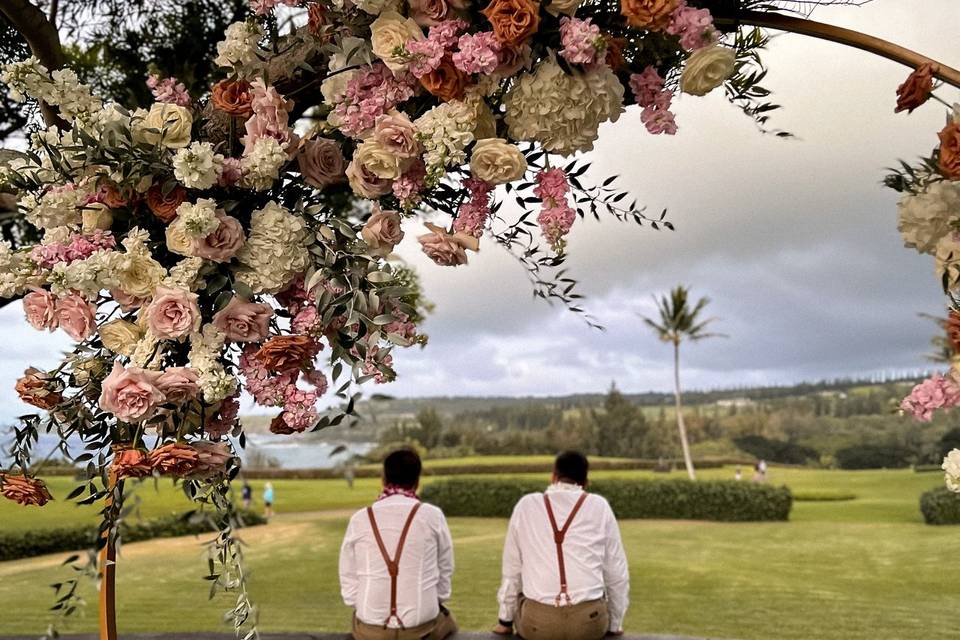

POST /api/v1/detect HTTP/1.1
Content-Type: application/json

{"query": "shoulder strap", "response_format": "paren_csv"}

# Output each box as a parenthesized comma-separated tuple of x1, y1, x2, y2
(543, 492, 588, 606)
(366, 502, 422, 628)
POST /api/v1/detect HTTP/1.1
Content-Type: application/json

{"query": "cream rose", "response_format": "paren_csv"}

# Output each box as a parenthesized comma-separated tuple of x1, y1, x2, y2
(134, 103, 194, 149)
(944, 448, 960, 492)
(470, 138, 527, 185)
(680, 44, 736, 96)
(361, 206, 405, 257)
(370, 11, 424, 74)
(81, 202, 113, 233)
(165, 219, 195, 257)
(354, 139, 408, 180)
(99, 319, 144, 356)
(115, 253, 165, 299)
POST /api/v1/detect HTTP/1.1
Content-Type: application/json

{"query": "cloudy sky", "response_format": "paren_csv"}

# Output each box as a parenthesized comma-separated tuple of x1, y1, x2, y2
(0, 0, 957, 420)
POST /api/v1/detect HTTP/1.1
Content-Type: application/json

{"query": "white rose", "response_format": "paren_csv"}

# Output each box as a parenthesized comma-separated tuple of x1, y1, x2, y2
(355, 139, 408, 180)
(99, 319, 144, 356)
(166, 219, 196, 257)
(680, 45, 736, 97)
(80, 202, 113, 233)
(546, 0, 581, 16)
(370, 11, 424, 74)
(134, 103, 193, 149)
(943, 449, 960, 492)
(470, 138, 527, 184)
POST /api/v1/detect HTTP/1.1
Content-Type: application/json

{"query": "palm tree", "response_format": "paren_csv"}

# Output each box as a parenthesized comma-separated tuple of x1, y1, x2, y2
(641, 286, 725, 480)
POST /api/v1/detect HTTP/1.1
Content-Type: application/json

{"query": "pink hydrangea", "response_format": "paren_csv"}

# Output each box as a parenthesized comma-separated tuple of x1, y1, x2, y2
(334, 63, 418, 138)
(393, 160, 427, 206)
(30, 230, 117, 269)
(453, 178, 493, 237)
(239, 345, 295, 407)
(453, 32, 501, 75)
(146, 74, 192, 108)
(282, 385, 319, 432)
(666, 1, 718, 51)
(558, 17, 602, 66)
(901, 374, 960, 422)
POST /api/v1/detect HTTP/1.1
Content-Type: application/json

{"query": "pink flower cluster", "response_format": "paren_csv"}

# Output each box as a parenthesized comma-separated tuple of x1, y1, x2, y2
(407, 20, 467, 77)
(393, 160, 427, 206)
(249, 0, 298, 15)
(146, 75, 191, 108)
(629, 66, 677, 135)
(238, 343, 327, 432)
(275, 275, 315, 316)
(30, 230, 116, 269)
(534, 168, 576, 248)
(452, 31, 501, 75)
(23, 289, 96, 341)
(242, 79, 296, 154)
(204, 393, 240, 438)
(558, 17, 603, 67)
(666, 1, 718, 51)
(356, 344, 394, 384)
(382, 306, 418, 343)
(334, 63, 418, 137)
(453, 178, 493, 237)
(901, 374, 960, 422)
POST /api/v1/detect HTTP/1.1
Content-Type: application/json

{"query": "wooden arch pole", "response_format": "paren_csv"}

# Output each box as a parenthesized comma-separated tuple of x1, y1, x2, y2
(726, 10, 960, 90)
(99, 468, 118, 640)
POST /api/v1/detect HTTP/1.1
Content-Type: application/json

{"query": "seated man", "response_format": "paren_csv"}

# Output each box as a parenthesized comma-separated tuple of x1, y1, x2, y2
(494, 451, 629, 640)
(340, 449, 458, 640)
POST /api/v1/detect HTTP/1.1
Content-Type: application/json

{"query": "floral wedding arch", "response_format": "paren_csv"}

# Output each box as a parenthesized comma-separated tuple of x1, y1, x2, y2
(0, 0, 958, 636)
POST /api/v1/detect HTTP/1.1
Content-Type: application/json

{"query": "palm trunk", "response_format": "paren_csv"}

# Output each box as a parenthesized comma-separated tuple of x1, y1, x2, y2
(673, 341, 696, 480)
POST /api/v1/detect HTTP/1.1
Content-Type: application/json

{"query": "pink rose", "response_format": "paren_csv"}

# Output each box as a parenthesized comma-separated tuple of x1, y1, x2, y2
(373, 112, 422, 159)
(191, 441, 234, 478)
(145, 286, 201, 340)
(56, 292, 97, 341)
(212, 297, 273, 342)
(193, 214, 245, 263)
(156, 367, 200, 404)
(346, 158, 393, 199)
(110, 288, 148, 312)
(23, 289, 58, 331)
(297, 138, 346, 190)
(408, 0, 468, 26)
(98, 361, 166, 422)
(417, 222, 479, 266)
(361, 206, 405, 257)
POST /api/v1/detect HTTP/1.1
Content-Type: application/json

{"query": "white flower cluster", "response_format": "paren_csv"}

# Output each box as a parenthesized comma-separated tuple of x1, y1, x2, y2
(240, 137, 288, 190)
(415, 101, 476, 185)
(188, 324, 236, 402)
(0, 242, 40, 298)
(48, 250, 116, 298)
(172, 142, 225, 190)
(944, 449, 960, 493)
(0, 57, 101, 118)
(234, 201, 310, 294)
(22, 187, 82, 231)
(176, 199, 220, 238)
(163, 257, 207, 291)
(504, 60, 625, 156)
(215, 22, 265, 73)
(130, 330, 162, 369)
(897, 181, 960, 254)
(321, 37, 370, 105)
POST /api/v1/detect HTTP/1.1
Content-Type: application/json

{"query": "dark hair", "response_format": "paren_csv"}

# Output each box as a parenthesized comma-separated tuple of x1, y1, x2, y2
(554, 451, 589, 486)
(383, 449, 422, 489)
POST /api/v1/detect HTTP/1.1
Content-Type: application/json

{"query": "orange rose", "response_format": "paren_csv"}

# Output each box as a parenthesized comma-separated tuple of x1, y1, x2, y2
(604, 35, 627, 72)
(482, 0, 540, 47)
(420, 56, 470, 102)
(620, 0, 678, 30)
(938, 120, 960, 180)
(112, 448, 153, 479)
(211, 79, 253, 118)
(149, 442, 200, 477)
(256, 335, 319, 372)
(895, 63, 938, 114)
(15, 368, 61, 410)
(0, 474, 53, 506)
(947, 310, 960, 354)
(307, 2, 329, 39)
(145, 183, 187, 223)
(99, 182, 133, 208)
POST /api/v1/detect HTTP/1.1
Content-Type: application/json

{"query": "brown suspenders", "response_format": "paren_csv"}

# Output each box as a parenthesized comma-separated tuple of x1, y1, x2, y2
(366, 502, 422, 629)
(543, 491, 589, 606)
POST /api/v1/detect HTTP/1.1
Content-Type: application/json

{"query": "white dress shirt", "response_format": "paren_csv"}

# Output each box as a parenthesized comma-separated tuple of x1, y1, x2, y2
(340, 495, 454, 628)
(497, 482, 630, 632)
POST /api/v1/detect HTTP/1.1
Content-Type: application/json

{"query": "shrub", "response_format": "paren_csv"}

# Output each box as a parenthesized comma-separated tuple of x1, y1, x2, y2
(421, 478, 792, 522)
(793, 490, 856, 502)
(920, 487, 960, 525)
(733, 435, 820, 465)
(0, 509, 265, 562)
(835, 444, 913, 469)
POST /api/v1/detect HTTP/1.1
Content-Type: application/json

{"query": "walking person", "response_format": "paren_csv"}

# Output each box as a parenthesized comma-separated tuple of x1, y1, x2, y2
(493, 451, 630, 640)
(339, 449, 458, 640)
(241, 480, 253, 510)
(263, 482, 275, 520)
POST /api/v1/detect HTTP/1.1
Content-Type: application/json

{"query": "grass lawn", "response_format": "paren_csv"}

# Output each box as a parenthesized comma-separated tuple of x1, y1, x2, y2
(0, 464, 951, 638)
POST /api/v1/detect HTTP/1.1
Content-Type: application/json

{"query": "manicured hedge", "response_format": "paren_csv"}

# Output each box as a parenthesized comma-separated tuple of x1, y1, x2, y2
(835, 444, 912, 469)
(793, 490, 856, 502)
(0, 510, 265, 562)
(421, 478, 792, 522)
(920, 487, 960, 525)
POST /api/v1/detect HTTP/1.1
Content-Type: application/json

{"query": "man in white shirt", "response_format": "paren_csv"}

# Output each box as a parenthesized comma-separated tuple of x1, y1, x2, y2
(340, 449, 458, 640)
(493, 451, 630, 640)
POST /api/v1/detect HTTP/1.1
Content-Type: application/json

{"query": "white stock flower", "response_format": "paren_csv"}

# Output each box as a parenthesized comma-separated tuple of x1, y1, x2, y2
(0, 241, 41, 298)
(234, 201, 310, 294)
(680, 44, 736, 96)
(944, 449, 960, 492)
(240, 137, 287, 190)
(172, 142, 225, 189)
(164, 257, 207, 290)
(130, 330, 163, 369)
(0, 57, 53, 103)
(176, 198, 220, 238)
(215, 22, 265, 72)
(188, 324, 236, 402)
(49, 250, 117, 298)
(415, 100, 475, 183)
(23, 187, 82, 231)
(897, 181, 960, 255)
(49, 68, 101, 118)
(504, 60, 624, 156)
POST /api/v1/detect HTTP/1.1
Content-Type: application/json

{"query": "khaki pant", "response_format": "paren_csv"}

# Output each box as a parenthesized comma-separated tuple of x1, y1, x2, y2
(352, 608, 458, 640)
(516, 596, 609, 640)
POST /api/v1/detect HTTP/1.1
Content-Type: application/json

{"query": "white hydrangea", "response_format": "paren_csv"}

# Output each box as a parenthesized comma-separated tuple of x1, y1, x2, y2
(944, 449, 960, 493)
(240, 137, 287, 190)
(414, 100, 475, 185)
(176, 198, 220, 237)
(163, 257, 207, 290)
(0, 241, 42, 298)
(215, 22, 265, 72)
(0, 57, 54, 103)
(172, 142, 224, 190)
(504, 60, 625, 156)
(234, 201, 310, 294)
(897, 181, 960, 255)
(22, 186, 82, 231)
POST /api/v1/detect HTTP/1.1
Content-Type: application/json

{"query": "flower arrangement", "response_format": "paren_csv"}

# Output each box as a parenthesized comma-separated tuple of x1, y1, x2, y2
(0, 0, 781, 633)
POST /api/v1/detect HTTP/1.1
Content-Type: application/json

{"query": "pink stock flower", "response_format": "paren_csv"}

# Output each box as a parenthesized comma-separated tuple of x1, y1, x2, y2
(393, 161, 427, 205)
(239, 345, 295, 407)
(453, 178, 493, 237)
(156, 367, 200, 404)
(533, 168, 570, 203)
(213, 297, 273, 342)
(303, 368, 329, 395)
(334, 64, 418, 138)
(56, 292, 96, 341)
(407, 38, 447, 77)
(641, 104, 678, 135)
(31, 230, 116, 269)
(537, 203, 577, 247)
(23, 289, 58, 331)
(359, 344, 394, 384)
(250, 0, 298, 15)
(145, 287, 201, 340)
(901, 374, 960, 422)
(98, 362, 166, 423)
(292, 306, 323, 336)
(453, 32, 501, 74)
(629, 66, 666, 107)
(218, 158, 244, 187)
(558, 17, 602, 66)
(146, 74, 192, 108)
(666, 1, 717, 51)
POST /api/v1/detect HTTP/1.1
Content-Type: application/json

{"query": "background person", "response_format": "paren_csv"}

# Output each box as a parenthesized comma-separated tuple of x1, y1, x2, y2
(494, 451, 629, 640)
(263, 482, 275, 520)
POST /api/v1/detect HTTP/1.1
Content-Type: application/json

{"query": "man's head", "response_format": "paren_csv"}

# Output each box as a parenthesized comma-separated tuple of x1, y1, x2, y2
(383, 448, 422, 490)
(552, 450, 589, 487)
